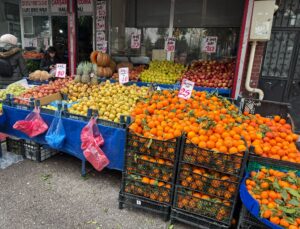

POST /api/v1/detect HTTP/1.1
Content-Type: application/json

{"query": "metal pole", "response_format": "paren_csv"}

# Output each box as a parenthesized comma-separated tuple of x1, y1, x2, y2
(166, 0, 175, 61)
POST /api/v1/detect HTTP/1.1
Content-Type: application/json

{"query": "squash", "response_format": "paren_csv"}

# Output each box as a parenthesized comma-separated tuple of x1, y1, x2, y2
(96, 52, 110, 67)
(90, 51, 99, 64)
(97, 66, 113, 78)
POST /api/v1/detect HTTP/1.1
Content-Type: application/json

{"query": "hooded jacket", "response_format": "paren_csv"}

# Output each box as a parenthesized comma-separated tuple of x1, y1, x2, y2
(0, 42, 27, 87)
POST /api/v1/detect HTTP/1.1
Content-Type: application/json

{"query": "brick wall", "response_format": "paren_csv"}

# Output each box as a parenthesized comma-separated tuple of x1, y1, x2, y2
(240, 42, 266, 98)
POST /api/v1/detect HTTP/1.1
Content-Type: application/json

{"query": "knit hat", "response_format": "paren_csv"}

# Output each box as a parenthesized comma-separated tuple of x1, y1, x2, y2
(0, 34, 18, 45)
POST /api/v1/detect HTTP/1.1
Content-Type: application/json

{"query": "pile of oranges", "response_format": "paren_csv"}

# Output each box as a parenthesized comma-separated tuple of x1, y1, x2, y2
(130, 90, 300, 163)
(246, 167, 300, 229)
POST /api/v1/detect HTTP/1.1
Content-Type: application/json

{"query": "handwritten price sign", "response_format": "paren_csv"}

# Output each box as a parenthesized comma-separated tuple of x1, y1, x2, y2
(165, 37, 176, 52)
(203, 36, 218, 53)
(131, 34, 141, 49)
(55, 64, 66, 78)
(178, 79, 195, 100)
(118, 67, 129, 84)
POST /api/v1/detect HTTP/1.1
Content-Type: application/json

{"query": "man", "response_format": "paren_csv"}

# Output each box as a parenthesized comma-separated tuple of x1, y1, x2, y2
(0, 34, 27, 88)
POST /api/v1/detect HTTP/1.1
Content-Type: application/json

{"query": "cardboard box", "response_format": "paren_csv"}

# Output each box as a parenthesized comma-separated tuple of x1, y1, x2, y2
(38, 92, 62, 105)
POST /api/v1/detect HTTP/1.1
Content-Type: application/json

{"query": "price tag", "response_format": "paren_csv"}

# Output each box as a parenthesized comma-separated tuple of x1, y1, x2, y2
(118, 67, 129, 84)
(178, 79, 195, 100)
(165, 37, 176, 52)
(136, 200, 141, 205)
(203, 36, 218, 53)
(131, 34, 141, 49)
(55, 63, 66, 78)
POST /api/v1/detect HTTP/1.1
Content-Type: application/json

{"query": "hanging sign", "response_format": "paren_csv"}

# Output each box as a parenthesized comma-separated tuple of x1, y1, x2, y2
(78, 0, 93, 13)
(96, 41, 107, 53)
(178, 79, 194, 100)
(96, 17, 105, 31)
(165, 37, 176, 52)
(131, 34, 141, 49)
(51, 0, 67, 14)
(21, 0, 48, 15)
(96, 1, 106, 17)
(55, 64, 67, 78)
(203, 36, 218, 53)
(118, 67, 129, 84)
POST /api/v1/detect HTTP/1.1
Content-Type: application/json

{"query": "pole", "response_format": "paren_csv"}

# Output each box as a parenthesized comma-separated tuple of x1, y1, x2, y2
(166, 0, 175, 61)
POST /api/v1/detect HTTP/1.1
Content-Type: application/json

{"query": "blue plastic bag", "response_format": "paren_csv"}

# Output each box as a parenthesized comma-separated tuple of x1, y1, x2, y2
(45, 111, 66, 149)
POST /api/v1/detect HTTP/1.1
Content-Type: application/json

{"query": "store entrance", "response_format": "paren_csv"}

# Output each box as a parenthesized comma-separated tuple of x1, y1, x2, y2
(258, 0, 300, 131)
(52, 16, 68, 65)
(78, 16, 93, 63)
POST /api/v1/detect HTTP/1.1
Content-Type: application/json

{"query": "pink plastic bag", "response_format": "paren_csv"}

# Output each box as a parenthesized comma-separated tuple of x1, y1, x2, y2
(83, 141, 110, 171)
(13, 107, 48, 138)
(80, 117, 104, 150)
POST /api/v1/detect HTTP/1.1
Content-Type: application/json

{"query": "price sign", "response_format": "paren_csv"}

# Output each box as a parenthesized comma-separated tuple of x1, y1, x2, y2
(131, 34, 141, 49)
(178, 79, 194, 100)
(55, 63, 66, 78)
(165, 37, 176, 52)
(203, 36, 218, 53)
(118, 67, 129, 84)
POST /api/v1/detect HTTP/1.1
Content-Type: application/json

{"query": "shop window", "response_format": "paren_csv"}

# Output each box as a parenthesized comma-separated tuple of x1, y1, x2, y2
(5, 3, 20, 21)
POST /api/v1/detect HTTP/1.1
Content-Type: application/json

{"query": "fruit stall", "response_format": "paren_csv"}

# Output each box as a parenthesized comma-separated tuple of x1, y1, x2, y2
(0, 49, 299, 228)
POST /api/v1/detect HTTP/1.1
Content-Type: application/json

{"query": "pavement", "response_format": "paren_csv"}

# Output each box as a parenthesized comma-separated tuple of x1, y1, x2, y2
(0, 153, 189, 229)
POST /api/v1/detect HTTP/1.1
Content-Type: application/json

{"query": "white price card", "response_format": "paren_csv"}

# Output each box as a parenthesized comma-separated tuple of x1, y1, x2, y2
(203, 36, 218, 53)
(178, 79, 194, 100)
(131, 34, 141, 49)
(165, 37, 176, 52)
(118, 67, 129, 84)
(55, 63, 67, 78)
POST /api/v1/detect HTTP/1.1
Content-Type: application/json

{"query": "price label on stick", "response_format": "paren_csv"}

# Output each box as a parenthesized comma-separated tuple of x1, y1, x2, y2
(55, 64, 66, 78)
(178, 79, 195, 100)
(118, 67, 129, 84)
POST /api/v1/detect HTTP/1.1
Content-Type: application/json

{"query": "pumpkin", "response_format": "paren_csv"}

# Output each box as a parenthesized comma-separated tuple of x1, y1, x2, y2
(117, 62, 133, 71)
(90, 51, 99, 64)
(96, 52, 110, 67)
(97, 66, 113, 78)
(110, 60, 117, 73)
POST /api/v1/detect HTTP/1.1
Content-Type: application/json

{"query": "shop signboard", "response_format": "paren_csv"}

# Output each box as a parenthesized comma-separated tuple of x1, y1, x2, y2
(21, 0, 48, 16)
(165, 37, 176, 52)
(178, 79, 194, 100)
(55, 64, 67, 78)
(78, 0, 93, 13)
(131, 34, 141, 49)
(203, 36, 218, 53)
(51, 0, 67, 14)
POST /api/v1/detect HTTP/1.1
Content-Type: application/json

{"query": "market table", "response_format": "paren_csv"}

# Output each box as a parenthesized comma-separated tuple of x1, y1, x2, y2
(0, 105, 126, 175)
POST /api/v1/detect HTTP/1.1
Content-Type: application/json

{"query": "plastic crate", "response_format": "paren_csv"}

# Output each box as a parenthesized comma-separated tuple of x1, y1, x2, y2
(237, 205, 270, 229)
(237, 98, 290, 119)
(171, 209, 229, 229)
(6, 137, 25, 157)
(119, 130, 181, 220)
(181, 139, 245, 176)
(171, 135, 249, 228)
(24, 140, 57, 162)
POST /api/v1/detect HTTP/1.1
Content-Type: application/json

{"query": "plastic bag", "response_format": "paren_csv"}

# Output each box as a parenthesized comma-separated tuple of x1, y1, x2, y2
(13, 107, 48, 138)
(45, 111, 66, 149)
(81, 117, 104, 150)
(83, 141, 109, 171)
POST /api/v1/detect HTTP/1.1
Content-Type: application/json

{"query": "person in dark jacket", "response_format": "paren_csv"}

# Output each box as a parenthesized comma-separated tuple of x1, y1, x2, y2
(40, 46, 61, 72)
(0, 34, 27, 87)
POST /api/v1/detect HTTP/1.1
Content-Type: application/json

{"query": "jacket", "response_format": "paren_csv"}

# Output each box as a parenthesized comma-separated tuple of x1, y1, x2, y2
(0, 42, 27, 87)
(40, 56, 61, 72)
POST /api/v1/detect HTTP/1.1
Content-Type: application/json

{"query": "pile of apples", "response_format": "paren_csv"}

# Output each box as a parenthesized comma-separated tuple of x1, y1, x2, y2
(180, 60, 235, 89)
(15, 78, 72, 105)
(112, 65, 146, 82)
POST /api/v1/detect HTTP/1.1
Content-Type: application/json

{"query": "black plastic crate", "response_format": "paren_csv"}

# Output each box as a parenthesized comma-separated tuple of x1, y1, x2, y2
(171, 135, 249, 228)
(237, 205, 270, 229)
(237, 98, 290, 119)
(24, 140, 57, 162)
(171, 209, 229, 229)
(119, 192, 170, 221)
(6, 137, 25, 157)
(119, 130, 181, 220)
(181, 138, 245, 176)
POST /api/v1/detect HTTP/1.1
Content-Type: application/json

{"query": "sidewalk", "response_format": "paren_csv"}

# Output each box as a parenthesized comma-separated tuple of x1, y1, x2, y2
(0, 154, 188, 229)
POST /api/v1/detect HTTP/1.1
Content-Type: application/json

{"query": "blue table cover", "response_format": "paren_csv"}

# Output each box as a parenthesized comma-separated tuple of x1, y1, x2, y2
(0, 105, 126, 171)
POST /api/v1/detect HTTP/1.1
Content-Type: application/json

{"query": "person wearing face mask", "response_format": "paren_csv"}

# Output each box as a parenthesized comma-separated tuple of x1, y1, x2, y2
(40, 46, 61, 72)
